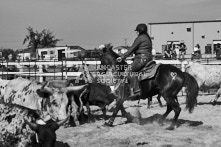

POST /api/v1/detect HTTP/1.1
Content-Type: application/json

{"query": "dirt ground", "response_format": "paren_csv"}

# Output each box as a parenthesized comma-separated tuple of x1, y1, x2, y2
(56, 94, 221, 147)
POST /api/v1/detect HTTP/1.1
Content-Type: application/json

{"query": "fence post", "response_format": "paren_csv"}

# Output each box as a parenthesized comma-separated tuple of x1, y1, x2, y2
(6, 61, 8, 80)
(39, 63, 43, 83)
(65, 60, 67, 79)
(28, 60, 30, 79)
(1, 59, 3, 79)
(34, 60, 37, 80)
(61, 60, 63, 80)
(181, 60, 186, 96)
(54, 60, 55, 80)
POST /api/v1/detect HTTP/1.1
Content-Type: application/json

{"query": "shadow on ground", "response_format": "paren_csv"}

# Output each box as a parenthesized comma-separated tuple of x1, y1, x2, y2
(139, 113, 203, 127)
(198, 101, 221, 106)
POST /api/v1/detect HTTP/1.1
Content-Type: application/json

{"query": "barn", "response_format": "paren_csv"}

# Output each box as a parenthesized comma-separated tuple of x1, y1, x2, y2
(148, 20, 221, 57)
(37, 46, 85, 61)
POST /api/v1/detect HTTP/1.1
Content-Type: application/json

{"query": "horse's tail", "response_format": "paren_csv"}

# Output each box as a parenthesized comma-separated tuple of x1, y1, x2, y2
(183, 72, 199, 113)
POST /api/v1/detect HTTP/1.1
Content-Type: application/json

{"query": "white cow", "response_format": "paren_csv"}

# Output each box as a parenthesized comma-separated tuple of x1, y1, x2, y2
(186, 62, 221, 104)
(0, 78, 10, 99)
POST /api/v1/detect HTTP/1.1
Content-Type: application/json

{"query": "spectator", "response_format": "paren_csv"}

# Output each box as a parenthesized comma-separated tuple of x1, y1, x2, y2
(179, 43, 186, 60)
(7, 54, 17, 80)
(174, 44, 180, 60)
(191, 44, 201, 60)
(164, 45, 171, 59)
(216, 43, 221, 60)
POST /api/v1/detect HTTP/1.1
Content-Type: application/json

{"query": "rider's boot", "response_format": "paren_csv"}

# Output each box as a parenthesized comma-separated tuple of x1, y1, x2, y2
(130, 88, 135, 96)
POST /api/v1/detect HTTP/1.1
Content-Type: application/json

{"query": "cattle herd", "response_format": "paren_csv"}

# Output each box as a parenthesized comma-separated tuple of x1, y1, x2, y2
(0, 76, 117, 147)
(0, 62, 221, 146)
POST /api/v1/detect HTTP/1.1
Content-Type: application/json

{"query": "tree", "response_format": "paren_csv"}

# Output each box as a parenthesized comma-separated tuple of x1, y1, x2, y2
(23, 26, 61, 58)
(0, 48, 16, 61)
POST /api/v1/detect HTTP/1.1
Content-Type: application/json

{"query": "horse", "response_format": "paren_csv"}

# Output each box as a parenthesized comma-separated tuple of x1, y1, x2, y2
(100, 44, 199, 130)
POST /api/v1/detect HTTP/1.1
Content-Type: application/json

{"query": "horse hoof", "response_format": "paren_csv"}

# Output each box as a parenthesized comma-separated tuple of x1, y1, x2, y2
(166, 126, 174, 130)
(212, 101, 217, 106)
(102, 122, 113, 127)
(158, 121, 164, 126)
(75, 121, 80, 126)
(158, 119, 164, 126)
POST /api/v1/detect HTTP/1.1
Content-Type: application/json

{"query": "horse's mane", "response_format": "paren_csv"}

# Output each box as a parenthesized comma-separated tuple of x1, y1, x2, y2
(104, 44, 127, 65)
(105, 44, 120, 58)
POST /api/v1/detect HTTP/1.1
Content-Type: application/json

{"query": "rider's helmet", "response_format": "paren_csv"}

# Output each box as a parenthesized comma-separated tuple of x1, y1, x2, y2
(135, 23, 148, 34)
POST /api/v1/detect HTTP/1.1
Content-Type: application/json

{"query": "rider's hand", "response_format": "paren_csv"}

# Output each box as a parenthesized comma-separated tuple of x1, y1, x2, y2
(117, 57, 123, 62)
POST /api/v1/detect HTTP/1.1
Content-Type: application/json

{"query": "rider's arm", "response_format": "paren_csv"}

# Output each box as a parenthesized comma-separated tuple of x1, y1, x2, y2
(121, 37, 141, 60)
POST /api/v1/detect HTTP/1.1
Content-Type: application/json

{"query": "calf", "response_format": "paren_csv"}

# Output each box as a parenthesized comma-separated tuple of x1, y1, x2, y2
(0, 103, 69, 147)
(69, 79, 117, 121)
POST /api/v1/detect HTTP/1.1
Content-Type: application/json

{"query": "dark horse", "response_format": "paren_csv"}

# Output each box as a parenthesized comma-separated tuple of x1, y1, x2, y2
(100, 44, 199, 130)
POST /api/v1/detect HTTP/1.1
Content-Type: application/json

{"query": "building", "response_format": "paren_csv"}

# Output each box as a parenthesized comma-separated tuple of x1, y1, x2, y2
(148, 20, 221, 55)
(17, 48, 31, 61)
(37, 46, 85, 61)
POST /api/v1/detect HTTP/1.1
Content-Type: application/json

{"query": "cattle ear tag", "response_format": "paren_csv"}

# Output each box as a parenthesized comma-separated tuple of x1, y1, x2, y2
(171, 72, 177, 80)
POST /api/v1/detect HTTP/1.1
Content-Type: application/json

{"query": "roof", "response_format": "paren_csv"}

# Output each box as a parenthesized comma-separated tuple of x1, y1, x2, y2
(149, 19, 221, 25)
(19, 48, 32, 53)
(69, 46, 85, 51)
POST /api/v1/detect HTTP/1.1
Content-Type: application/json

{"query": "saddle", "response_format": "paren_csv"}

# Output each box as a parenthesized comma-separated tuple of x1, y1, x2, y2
(138, 60, 161, 81)
(130, 61, 161, 94)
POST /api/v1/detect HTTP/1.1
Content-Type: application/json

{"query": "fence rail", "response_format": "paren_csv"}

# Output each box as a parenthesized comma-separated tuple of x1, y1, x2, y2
(1, 59, 221, 82)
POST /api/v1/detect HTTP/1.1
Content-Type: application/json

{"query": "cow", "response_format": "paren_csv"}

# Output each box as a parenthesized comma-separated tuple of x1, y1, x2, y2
(46, 79, 86, 126)
(0, 77, 88, 123)
(0, 103, 69, 147)
(70, 80, 117, 121)
(186, 62, 221, 104)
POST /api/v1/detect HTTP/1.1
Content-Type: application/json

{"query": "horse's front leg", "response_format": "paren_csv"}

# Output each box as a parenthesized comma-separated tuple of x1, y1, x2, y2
(147, 96, 152, 109)
(212, 88, 221, 105)
(104, 99, 124, 126)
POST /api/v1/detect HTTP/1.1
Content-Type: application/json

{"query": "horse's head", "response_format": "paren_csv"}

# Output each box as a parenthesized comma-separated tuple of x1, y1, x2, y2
(99, 44, 127, 66)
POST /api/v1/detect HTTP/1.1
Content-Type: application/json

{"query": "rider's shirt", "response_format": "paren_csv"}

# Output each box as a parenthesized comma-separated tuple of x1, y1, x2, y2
(121, 34, 152, 60)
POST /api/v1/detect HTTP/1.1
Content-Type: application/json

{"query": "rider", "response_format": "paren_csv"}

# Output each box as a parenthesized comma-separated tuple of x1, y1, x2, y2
(116, 23, 153, 95)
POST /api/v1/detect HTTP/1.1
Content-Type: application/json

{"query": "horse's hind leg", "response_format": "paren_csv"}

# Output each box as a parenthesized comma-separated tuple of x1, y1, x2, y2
(157, 94, 163, 107)
(147, 96, 152, 109)
(212, 88, 221, 105)
(158, 104, 172, 126)
(167, 98, 181, 130)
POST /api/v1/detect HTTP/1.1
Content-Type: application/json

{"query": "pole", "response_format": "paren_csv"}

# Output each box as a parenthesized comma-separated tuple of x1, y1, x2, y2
(1, 59, 3, 79)
(34, 60, 36, 80)
(61, 60, 63, 80)
(6, 61, 8, 80)
(54, 59, 55, 80)
(192, 23, 194, 52)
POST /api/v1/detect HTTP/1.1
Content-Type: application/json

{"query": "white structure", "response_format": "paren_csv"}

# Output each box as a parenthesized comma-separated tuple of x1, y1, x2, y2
(17, 52, 31, 61)
(37, 46, 85, 60)
(148, 20, 221, 55)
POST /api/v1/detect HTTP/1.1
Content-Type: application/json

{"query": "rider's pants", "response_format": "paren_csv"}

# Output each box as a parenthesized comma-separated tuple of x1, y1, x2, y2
(125, 54, 152, 94)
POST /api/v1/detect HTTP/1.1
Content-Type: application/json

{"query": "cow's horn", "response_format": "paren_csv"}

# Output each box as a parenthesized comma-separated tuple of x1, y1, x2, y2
(24, 118, 38, 131)
(66, 84, 88, 92)
(41, 81, 53, 94)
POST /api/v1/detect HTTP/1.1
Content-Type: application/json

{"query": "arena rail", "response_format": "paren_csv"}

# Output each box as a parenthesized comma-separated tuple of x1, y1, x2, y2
(1, 59, 221, 82)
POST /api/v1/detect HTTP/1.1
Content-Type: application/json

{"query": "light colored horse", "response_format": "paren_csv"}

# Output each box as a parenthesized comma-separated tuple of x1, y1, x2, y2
(186, 62, 221, 104)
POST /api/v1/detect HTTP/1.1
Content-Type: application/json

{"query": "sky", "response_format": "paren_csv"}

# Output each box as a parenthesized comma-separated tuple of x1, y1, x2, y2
(0, 0, 221, 50)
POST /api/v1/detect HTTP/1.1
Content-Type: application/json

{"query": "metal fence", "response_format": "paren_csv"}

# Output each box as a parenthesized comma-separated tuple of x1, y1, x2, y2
(1, 57, 221, 83)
